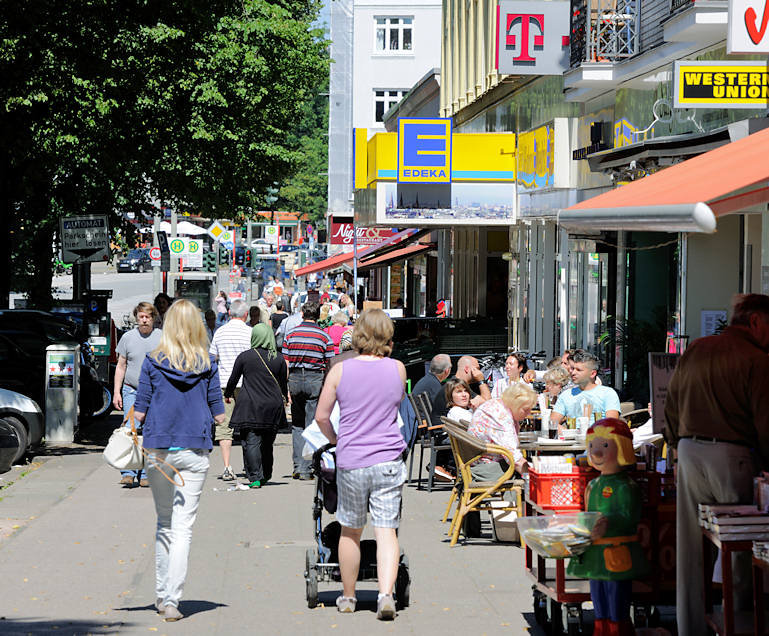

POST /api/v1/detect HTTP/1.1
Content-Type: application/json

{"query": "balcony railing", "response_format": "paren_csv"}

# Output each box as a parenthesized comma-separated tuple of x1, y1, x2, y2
(570, 0, 640, 67)
(670, 0, 693, 13)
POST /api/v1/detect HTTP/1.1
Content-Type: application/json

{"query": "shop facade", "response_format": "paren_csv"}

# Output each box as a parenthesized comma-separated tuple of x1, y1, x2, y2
(439, 0, 769, 399)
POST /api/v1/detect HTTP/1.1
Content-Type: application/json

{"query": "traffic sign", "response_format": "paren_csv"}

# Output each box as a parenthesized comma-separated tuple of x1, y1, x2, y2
(168, 237, 203, 268)
(207, 220, 226, 241)
(60, 215, 109, 263)
(220, 230, 234, 250)
(264, 225, 279, 245)
(149, 246, 161, 261)
(169, 237, 185, 256)
(155, 230, 171, 272)
(181, 238, 203, 268)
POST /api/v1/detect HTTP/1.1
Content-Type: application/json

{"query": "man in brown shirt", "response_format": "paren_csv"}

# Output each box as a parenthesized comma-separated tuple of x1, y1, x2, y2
(665, 293, 769, 636)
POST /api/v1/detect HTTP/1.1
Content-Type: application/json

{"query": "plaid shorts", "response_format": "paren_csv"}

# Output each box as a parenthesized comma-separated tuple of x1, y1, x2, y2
(336, 459, 407, 529)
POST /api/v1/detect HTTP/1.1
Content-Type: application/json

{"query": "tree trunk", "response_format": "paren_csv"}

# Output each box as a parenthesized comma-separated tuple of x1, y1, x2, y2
(27, 218, 54, 311)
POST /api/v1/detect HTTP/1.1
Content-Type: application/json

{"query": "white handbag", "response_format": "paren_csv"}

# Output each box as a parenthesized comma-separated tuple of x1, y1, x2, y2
(103, 406, 145, 470)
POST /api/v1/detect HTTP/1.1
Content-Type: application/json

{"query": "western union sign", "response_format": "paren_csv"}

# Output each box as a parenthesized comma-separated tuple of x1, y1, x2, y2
(674, 61, 769, 109)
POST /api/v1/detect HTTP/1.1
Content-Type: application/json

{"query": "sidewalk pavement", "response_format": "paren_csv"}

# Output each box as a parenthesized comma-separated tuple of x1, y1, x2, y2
(0, 433, 543, 635)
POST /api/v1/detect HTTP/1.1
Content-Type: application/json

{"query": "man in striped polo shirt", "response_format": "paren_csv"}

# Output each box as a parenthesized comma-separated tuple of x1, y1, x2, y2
(282, 301, 334, 479)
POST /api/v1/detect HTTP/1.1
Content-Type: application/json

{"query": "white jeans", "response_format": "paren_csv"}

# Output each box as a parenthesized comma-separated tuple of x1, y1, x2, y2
(146, 448, 210, 608)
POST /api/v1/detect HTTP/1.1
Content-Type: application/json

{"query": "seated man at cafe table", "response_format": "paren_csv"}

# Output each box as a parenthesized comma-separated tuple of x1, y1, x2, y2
(549, 351, 620, 430)
(428, 355, 492, 481)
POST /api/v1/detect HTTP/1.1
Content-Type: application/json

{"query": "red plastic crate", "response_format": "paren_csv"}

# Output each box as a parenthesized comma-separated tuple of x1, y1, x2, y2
(528, 467, 598, 511)
(529, 468, 661, 511)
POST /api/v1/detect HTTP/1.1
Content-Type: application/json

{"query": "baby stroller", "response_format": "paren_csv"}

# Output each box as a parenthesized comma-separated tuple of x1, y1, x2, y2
(304, 444, 411, 609)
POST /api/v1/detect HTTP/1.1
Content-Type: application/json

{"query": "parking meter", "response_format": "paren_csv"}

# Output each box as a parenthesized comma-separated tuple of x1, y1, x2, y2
(45, 343, 80, 442)
(83, 290, 112, 382)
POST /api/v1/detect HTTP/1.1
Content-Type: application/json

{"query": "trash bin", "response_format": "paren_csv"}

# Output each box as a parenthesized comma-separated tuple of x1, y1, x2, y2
(45, 343, 80, 442)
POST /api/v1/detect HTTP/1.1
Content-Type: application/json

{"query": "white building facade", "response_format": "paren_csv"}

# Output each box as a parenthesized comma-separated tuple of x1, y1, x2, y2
(327, 0, 441, 226)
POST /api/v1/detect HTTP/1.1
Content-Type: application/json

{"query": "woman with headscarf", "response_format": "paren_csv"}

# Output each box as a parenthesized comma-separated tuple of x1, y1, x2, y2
(224, 323, 288, 488)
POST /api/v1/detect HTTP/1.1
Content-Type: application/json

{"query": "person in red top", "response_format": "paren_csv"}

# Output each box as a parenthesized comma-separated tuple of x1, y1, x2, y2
(324, 311, 350, 355)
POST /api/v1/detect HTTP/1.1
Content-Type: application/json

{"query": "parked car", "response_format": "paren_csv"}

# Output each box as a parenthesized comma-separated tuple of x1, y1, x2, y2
(0, 310, 111, 420)
(250, 239, 271, 254)
(0, 418, 20, 473)
(0, 309, 82, 343)
(117, 248, 152, 273)
(0, 388, 44, 463)
(0, 332, 46, 407)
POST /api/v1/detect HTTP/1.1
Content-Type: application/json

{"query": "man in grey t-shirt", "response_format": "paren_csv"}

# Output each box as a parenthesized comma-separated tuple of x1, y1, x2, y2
(113, 301, 162, 487)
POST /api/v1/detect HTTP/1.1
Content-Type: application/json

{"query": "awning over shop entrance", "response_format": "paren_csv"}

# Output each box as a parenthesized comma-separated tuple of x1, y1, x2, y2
(294, 228, 429, 276)
(356, 243, 434, 270)
(558, 126, 769, 233)
(294, 251, 354, 276)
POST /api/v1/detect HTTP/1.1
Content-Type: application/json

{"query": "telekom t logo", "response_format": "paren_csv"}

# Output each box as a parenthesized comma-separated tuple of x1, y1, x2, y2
(506, 14, 545, 62)
(496, 1, 571, 75)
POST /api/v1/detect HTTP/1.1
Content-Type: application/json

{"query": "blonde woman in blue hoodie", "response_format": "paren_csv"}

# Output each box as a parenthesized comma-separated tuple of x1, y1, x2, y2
(134, 299, 225, 622)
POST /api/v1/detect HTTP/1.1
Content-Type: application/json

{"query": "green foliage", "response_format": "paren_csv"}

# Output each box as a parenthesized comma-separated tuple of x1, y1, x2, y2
(1, 0, 329, 307)
(278, 73, 329, 224)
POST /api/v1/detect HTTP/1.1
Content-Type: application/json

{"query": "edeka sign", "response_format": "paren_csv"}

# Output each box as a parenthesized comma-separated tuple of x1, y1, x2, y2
(496, 0, 571, 76)
(728, 0, 769, 54)
(397, 118, 452, 183)
(674, 61, 769, 109)
(329, 219, 399, 246)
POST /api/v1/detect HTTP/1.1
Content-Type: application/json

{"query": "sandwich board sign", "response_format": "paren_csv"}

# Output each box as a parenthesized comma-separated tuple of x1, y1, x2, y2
(60, 215, 110, 263)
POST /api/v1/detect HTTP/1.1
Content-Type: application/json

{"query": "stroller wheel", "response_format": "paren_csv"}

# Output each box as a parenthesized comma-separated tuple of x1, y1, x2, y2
(305, 548, 319, 608)
(395, 554, 410, 609)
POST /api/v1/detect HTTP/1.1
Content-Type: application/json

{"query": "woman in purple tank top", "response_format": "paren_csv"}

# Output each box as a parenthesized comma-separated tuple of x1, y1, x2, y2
(316, 309, 407, 621)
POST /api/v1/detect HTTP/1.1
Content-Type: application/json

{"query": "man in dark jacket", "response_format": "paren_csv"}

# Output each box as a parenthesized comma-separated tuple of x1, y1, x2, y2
(665, 293, 769, 635)
(411, 354, 451, 404)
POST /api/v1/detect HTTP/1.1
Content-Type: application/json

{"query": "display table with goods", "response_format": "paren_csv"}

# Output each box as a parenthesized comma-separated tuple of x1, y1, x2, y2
(698, 504, 769, 636)
(518, 420, 675, 635)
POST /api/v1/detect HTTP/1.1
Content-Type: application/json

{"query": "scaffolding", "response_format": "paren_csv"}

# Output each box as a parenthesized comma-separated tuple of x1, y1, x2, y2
(570, 0, 639, 66)
(327, 0, 354, 222)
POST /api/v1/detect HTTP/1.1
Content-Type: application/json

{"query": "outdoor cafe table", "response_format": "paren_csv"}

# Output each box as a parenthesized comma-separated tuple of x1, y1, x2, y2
(519, 439, 586, 455)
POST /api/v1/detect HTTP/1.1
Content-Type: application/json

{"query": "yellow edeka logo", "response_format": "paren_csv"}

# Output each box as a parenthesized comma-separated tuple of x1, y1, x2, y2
(397, 118, 452, 183)
(674, 61, 769, 109)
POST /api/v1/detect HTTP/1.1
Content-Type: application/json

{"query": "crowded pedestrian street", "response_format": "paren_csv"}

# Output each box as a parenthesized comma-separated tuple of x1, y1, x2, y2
(0, 429, 541, 635)
(6, 0, 769, 634)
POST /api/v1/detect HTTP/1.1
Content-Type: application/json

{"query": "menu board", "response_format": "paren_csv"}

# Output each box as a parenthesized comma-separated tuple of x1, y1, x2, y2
(648, 352, 680, 434)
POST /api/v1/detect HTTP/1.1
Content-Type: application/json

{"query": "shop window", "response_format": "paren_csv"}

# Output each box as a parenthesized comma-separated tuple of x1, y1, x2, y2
(374, 89, 407, 123)
(375, 17, 413, 52)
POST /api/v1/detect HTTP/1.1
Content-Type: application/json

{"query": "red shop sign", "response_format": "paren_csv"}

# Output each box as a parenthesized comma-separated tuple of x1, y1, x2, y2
(329, 221, 398, 246)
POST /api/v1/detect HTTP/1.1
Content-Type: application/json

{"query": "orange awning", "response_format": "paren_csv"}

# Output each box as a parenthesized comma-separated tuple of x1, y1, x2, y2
(358, 243, 434, 269)
(560, 126, 769, 232)
(295, 251, 353, 276)
(294, 228, 428, 276)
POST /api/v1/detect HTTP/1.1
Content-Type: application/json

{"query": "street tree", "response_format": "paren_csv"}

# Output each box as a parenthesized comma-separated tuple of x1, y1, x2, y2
(1, 0, 328, 308)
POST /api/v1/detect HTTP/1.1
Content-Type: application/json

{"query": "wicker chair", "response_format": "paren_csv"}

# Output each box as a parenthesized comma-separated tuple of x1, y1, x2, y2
(440, 416, 469, 524)
(441, 418, 524, 547)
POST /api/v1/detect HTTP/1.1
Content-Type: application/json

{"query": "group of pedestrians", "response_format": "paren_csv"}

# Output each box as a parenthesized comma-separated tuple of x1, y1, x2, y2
(113, 284, 408, 622)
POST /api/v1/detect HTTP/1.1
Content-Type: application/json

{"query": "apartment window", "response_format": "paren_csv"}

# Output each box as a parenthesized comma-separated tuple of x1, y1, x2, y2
(374, 89, 407, 123)
(375, 17, 413, 52)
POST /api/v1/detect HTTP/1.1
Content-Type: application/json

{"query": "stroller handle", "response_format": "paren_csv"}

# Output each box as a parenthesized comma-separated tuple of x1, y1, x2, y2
(312, 443, 336, 471)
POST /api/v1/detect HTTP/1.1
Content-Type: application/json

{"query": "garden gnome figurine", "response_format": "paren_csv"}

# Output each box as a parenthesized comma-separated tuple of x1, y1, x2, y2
(567, 418, 648, 636)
